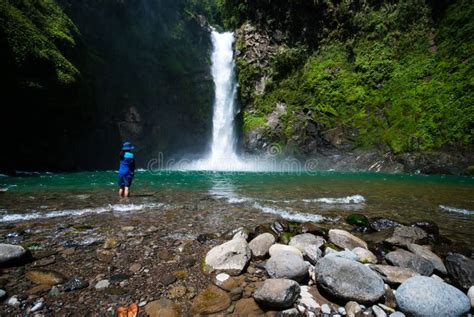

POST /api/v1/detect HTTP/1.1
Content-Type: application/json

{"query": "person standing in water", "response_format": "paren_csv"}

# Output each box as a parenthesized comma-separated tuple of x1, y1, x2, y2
(118, 142, 135, 197)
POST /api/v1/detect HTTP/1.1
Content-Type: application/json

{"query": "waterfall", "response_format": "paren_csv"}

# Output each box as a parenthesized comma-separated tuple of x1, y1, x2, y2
(208, 31, 239, 164)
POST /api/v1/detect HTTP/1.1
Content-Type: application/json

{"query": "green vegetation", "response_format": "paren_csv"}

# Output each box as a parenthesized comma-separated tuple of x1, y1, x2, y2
(0, 0, 80, 87)
(223, 0, 474, 153)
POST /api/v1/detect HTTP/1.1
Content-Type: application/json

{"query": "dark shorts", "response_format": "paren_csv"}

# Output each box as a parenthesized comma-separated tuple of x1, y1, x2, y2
(118, 175, 133, 187)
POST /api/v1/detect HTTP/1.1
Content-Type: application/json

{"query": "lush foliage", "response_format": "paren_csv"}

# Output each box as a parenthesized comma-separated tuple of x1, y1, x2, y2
(228, 0, 473, 153)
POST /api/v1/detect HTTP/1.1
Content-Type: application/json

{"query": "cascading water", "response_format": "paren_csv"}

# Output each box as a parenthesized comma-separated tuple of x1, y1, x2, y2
(183, 30, 248, 171)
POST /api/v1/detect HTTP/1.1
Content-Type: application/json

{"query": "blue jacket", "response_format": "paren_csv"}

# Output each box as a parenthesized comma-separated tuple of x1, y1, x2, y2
(119, 152, 135, 176)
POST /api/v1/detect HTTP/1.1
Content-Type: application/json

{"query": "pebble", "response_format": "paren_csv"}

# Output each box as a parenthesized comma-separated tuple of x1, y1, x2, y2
(95, 279, 110, 290)
(338, 307, 346, 314)
(0, 289, 6, 299)
(130, 263, 142, 273)
(7, 296, 20, 307)
(372, 305, 387, 317)
(321, 304, 331, 314)
(468, 286, 474, 308)
(30, 300, 44, 312)
(138, 301, 147, 307)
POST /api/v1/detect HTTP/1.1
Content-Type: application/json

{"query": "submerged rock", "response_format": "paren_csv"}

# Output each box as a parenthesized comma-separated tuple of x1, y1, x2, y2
(370, 218, 401, 232)
(395, 276, 470, 316)
(329, 229, 368, 250)
(204, 238, 251, 276)
(346, 214, 370, 227)
(0, 244, 27, 266)
(407, 244, 446, 274)
(254, 278, 300, 309)
(385, 249, 434, 276)
(26, 270, 66, 285)
(145, 298, 180, 317)
(191, 285, 231, 315)
(316, 256, 385, 304)
(445, 253, 474, 290)
(385, 226, 427, 247)
(265, 251, 308, 281)
(249, 233, 275, 259)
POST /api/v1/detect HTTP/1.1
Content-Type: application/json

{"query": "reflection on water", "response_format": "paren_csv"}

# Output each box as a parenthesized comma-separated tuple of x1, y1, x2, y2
(0, 170, 473, 249)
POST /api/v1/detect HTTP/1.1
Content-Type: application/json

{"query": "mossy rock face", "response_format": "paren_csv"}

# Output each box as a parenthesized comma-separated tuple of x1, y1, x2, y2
(278, 232, 295, 245)
(346, 214, 370, 227)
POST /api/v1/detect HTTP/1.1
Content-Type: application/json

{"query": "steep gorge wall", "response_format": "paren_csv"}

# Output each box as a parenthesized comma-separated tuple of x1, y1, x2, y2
(223, 0, 474, 174)
(0, 0, 215, 172)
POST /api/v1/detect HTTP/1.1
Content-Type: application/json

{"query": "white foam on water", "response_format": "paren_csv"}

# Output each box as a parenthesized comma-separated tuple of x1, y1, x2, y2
(439, 205, 474, 216)
(302, 195, 366, 204)
(0, 203, 165, 222)
(253, 202, 331, 223)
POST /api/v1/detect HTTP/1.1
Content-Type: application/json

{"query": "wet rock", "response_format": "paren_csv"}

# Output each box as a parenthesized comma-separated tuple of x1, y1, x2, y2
(385, 226, 427, 247)
(26, 270, 66, 285)
(234, 298, 264, 315)
(249, 233, 275, 259)
(303, 244, 322, 265)
(407, 244, 446, 274)
(297, 222, 328, 237)
(316, 256, 385, 304)
(223, 227, 249, 241)
(269, 244, 303, 258)
(196, 233, 218, 244)
(410, 220, 439, 235)
(62, 277, 89, 291)
(213, 273, 238, 291)
(0, 243, 27, 266)
(370, 265, 420, 285)
(385, 249, 434, 276)
(445, 253, 474, 289)
(271, 219, 290, 234)
(254, 278, 300, 309)
(265, 251, 308, 281)
(329, 229, 368, 250)
(289, 233, 325, 252)
(95, 279, 110, 290)
(468, 286, 474, 309)
(395, 276, 470, 316)
(370, 218, 401, 232)
(353, 247, 378, 264)
(347, 214, 370, 227)
(204, 238, 251, 276)
(161, 274, 176, 286)
(145, 298, 180, 317)
(191, 285, 231, 315)
(345, 301, 362, 317)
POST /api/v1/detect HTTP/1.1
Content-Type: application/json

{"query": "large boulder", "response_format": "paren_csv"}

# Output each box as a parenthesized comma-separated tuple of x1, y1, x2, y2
(445, 253, 474, 290)
(265, 251, 308, 281)
(191, 285, 231, 315)
(370, 265, 420, 285)
(352, 247, 378, 264)
(289, 233, 325, 252)
(316, 256, 385, 304)
(328, 229, 368, 250)
(249, 233, 275, 259)
(0, 244, 27, 266)
(395, 276, 470, 316)
(204, 238, 251, 275)
(253, 278, 300, 309)
(407, 244, 446, 274)
(385, 250, 434, 276)
(385, 226, 427, 247)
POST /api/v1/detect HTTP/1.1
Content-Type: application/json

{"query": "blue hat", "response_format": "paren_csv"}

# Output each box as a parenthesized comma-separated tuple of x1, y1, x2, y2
(122, 142, 134, 151)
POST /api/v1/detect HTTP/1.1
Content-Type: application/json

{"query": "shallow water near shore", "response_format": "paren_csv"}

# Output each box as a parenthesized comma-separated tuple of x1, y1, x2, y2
(1, 170, 473, 250)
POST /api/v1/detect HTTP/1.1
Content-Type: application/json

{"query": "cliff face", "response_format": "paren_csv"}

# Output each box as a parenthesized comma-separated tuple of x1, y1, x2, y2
(0, 0, 215, 172)
(225, 0, 474, 174)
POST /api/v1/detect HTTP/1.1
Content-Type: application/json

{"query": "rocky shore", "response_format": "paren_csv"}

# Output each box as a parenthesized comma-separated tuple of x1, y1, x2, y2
(0, 210, 473, 316)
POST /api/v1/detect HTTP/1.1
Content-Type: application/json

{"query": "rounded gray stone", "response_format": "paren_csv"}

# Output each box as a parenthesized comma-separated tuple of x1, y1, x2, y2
(289, 233, 325, 252)
(316, 256, 385, 304)
(0, 244, 27, 266)
(249, 233, 275, 259)
(204, 238, 251, 276)
(265, 251, 308, 281)
(254, 278, 300, 309)
(395, 276, 470, 317)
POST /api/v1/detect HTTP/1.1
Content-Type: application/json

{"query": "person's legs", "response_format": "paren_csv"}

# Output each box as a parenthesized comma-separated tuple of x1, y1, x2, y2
(119, 187, 124, 197)
(124, 187, 130, 197)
